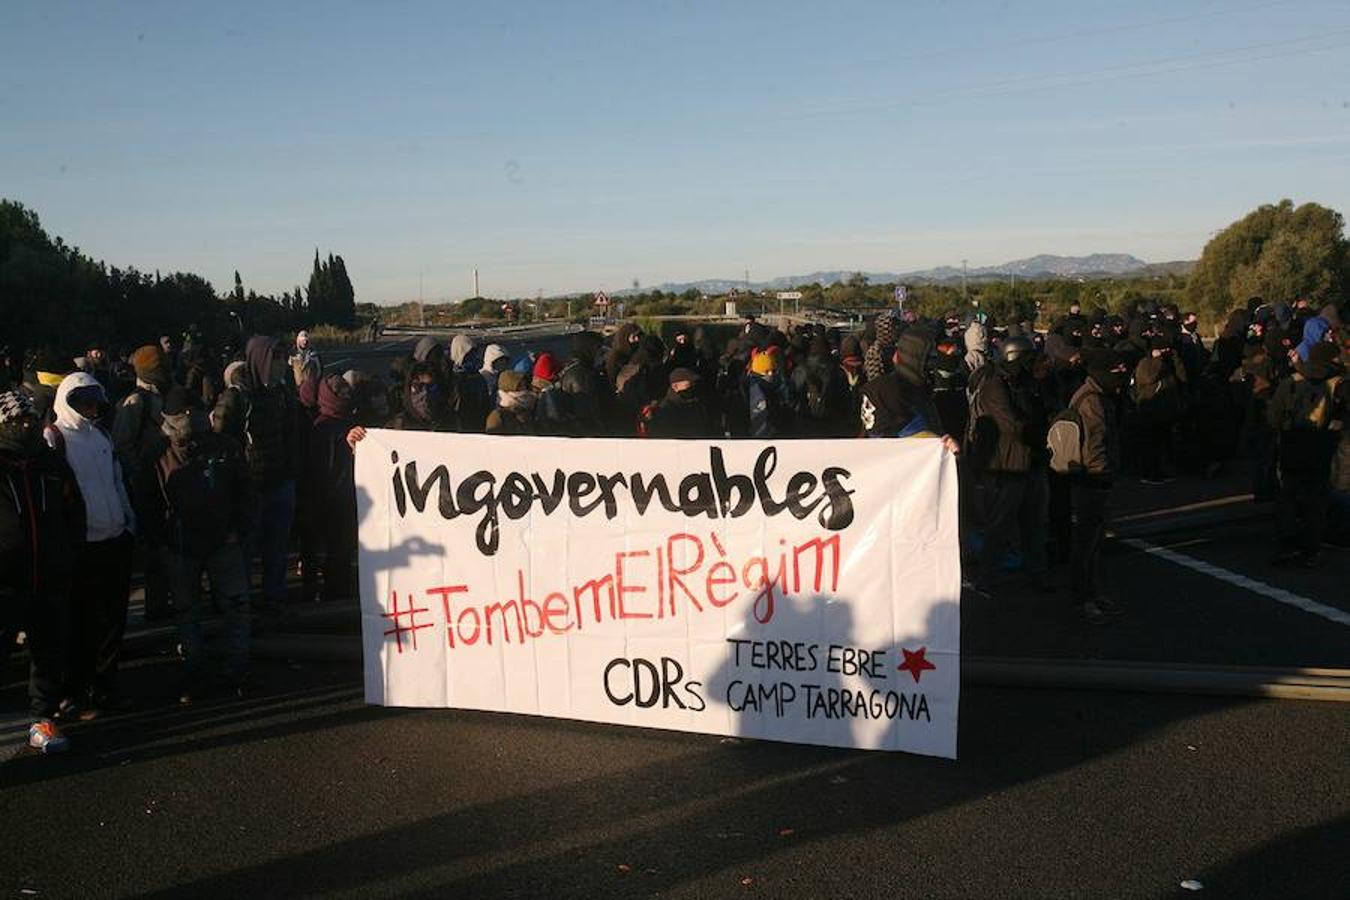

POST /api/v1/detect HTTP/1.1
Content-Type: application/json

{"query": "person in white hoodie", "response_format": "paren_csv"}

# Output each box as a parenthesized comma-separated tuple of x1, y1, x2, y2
(47, 372, 136, 715)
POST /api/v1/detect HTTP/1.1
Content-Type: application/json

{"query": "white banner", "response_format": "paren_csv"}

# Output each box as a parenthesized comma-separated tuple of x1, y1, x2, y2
(356, 431, 961, 758)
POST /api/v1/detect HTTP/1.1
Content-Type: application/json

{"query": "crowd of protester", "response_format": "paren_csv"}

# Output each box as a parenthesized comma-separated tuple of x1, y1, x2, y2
(2, 294, 1346, 753)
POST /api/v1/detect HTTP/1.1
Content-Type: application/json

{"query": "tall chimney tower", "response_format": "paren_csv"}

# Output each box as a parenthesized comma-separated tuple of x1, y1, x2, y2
(473, 268, 480, 298)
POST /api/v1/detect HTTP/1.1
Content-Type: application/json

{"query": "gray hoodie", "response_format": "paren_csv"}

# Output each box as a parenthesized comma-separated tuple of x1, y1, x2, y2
(964, 321, 989, 373)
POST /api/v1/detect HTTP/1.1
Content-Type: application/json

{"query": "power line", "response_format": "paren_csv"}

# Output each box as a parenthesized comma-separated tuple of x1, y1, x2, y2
(788, 25, 1350, 120)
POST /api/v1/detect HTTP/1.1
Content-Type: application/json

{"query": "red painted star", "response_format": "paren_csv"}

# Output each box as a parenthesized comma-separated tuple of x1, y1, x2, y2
(896, 646, 937, 683)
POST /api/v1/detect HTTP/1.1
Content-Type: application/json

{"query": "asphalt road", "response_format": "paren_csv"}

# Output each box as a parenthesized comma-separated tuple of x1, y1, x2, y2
(2, 655, 1346, 899)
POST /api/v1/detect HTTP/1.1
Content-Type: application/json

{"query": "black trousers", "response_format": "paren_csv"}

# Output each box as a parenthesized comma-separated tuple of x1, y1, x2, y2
(1070, 482, 1111, 604)
(68, 533, 135, 702)
(22, 585, 71, 720)
(1276, 469, 1329, 556)
(304, 495, 358, 603)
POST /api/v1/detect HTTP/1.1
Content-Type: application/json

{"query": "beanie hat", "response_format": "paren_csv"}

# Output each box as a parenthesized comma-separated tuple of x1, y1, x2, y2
(840, 335, 862, 363)
(749, 347, 778, 376)
(0, 390, 35, 424)
(131, 345, 167, 382)
(532, 352, 561, 383)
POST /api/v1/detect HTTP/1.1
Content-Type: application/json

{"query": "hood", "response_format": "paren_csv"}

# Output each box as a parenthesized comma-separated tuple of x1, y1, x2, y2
(895, 330, 934, 387)
(53, 372, 104, 432)
(317, 373, 354, 421)
(1297, 316, 1332, 361)
(571, 331, 604, 365)
(223, 360, 247, 389)
(245, 335, 283, 391)
(963, 320, 988, 353)
(450, 334, 478, 368)
(481, 344, 509, 374)
(413, 336, 443, 364)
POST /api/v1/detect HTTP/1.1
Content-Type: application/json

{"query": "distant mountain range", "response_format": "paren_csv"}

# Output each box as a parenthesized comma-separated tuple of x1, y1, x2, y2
(611, 254, 1193, 296)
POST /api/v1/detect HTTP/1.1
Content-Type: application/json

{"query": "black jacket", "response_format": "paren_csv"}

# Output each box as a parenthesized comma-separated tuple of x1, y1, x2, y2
(859, 372, 943, 439)
(1071, 378, 1122, 481)
(967, 363, 1044, 474)
(140, 433, 253, 558)
(0, 448, 83, 602)
(648, 389, 716, 438)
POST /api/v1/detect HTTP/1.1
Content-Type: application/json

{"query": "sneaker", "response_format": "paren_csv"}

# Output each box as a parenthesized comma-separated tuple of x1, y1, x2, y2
(28, 720, 70, 754)
(1081, 600, 1111, 626)
(1139, 477, 1166, 486)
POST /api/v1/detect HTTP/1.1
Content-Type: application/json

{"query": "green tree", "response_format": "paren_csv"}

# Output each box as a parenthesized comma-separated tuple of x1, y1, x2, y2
(1188, 200, 1348, 318)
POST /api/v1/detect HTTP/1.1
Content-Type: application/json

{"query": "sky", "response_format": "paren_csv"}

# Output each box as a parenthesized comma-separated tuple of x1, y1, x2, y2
(4, 1, 1349, 303)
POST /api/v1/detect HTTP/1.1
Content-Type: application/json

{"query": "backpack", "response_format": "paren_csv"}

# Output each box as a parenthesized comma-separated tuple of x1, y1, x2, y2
(1047, 400, 1087, 475)
(1283, 376, 1343, 432)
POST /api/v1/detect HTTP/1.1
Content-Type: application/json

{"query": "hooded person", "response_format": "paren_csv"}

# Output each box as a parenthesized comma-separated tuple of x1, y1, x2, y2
(389, 360, 456, 432)
(932, 336, 970, 449)
(140, 386, 253, 701)
(1132, 332, 1188, 483)
(479, 343, 511, 403)
(301, 374, 359, 603)
(964, 320, 990, 373)
(211, 335, 299, 615)
(648, 367, 716, 438)
(531, 352, 574, 435)
(485, 371, 537, 435)
(1114, 317, 1152, 369)
(1266, 342, 1346, 566)
(1295, 314, 1334, 363)
(110, 344, 171, 474)
(965, 336, 1050, 591)
(605, 323, 643, 386)
(289, 330, 318, 386)
(744, 346, 794, 438)
(1065, 348, 1130, 624)
(0, 390, 84, 752)
(791, 333, 850, 437)
(863, 313, 899, 384)
(559, 331, 606, 434)
(110, 344, 176, 620)
(616, 335, 669, 433)
(47, 373, 137, 714)
(445, 335, 485, 430)
(859, 329, 951, 443)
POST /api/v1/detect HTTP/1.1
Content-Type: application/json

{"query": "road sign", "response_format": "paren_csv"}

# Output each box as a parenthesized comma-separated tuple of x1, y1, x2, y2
(895, 285, 908, 307)
(594, 291, 609, 307)
(776, 291, 803, 301)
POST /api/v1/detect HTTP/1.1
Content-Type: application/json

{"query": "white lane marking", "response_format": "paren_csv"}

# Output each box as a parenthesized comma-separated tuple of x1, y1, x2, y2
(1120, 538, 1350, 628)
